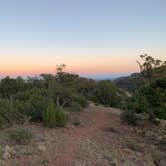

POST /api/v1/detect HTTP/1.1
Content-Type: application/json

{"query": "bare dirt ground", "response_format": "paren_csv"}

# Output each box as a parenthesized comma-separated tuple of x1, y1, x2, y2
(0, 104, 166, 166)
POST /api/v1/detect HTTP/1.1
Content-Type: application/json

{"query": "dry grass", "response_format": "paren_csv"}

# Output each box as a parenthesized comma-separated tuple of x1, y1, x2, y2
(0, 104, 165, 166)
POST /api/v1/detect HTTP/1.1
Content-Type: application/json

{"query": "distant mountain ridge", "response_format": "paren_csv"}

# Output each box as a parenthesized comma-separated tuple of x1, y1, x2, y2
(113, 73, 143, 92)
(114, 65, 166, 92)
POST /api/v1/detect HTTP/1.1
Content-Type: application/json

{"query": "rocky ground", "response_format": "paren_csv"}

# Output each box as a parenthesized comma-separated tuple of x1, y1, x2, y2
(0, 104, 166, 166)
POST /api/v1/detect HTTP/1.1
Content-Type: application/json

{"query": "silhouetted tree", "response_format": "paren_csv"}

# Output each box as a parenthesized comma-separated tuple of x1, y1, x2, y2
(136, 53, 164, 82)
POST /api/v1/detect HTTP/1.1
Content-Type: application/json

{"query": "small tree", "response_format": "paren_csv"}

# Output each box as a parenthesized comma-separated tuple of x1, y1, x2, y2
(43, 100, 68, 128)
(43, 100, 57, 128)
(136, 54, 163, 82)
(54, 107, 68, 127)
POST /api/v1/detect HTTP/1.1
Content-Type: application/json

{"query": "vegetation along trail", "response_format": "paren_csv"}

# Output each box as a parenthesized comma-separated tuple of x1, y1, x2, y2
(1, 103, 164, 166)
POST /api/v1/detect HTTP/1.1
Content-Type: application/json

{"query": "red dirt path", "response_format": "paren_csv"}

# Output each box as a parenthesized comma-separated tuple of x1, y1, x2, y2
(50, 104, 113, 166)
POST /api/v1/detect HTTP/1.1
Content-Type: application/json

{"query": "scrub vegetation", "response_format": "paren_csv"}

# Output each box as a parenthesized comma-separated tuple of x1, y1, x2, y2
(0, 55, 166, 166)
(0, 64, 120, 129)
(121, 54, 166, 125)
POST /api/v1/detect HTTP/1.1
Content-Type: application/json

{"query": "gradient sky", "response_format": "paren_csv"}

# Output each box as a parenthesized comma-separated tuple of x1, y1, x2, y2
(0, 0, 166, 78)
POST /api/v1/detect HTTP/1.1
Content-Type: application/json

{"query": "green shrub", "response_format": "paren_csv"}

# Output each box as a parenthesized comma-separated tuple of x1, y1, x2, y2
(134, 96, 149, 113)
(15, 89, 48, 122)
(73, 96, 89, 108)
(43, 101, 57, 128)
(123, 76, 166, 121)
(66, 95, 88, 112)
(154, 103, 166, 120)
(25, 95, 48, 121)
(7, 128, 32, 145)
(121, 109, 137, 125)
(95, 80, 120, 107)
(54, 107, 68, 127)
(68, 102, 82, 112)
(43, 101, 68, 128)
(0, 99, 26, 127)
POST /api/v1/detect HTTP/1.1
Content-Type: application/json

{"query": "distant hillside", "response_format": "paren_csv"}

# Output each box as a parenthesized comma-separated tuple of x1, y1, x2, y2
(114, 73, 143, 92)
(114, 65, 166, 92)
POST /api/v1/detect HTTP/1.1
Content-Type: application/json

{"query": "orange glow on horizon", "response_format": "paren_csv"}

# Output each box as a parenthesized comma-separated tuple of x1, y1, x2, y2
(0, 63, 139, 77)
(1, 50, 159, 77)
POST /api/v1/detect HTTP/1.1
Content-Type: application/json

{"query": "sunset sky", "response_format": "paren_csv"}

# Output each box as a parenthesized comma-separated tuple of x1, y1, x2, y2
(0, 0, 166, 78)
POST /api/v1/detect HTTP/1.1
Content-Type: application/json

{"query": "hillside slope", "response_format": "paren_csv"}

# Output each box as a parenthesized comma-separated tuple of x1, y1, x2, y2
(114, 65, 166, 92)
(114, 73, 143, 92)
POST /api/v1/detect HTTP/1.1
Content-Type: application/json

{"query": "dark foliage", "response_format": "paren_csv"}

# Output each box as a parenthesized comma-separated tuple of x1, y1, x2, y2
(43, 101, 68, 128)
(122, 76, 166, 123)
(121, 108, 138, 125)
(0, 65, 120, 128)
(95, 80, 120, 107)
(121, 55, 166, 124)
(136, 76, 166, 120)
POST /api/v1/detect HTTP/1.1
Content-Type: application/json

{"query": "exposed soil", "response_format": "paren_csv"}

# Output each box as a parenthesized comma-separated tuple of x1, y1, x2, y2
(0, 104, 165, 166)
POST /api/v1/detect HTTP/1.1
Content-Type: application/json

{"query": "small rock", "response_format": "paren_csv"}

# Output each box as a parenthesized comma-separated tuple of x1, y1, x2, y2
(38, 144, 46, 152)
(2, 145, 14, 160)
(3, 151, 11, 160)
(160, 119, 166, 127)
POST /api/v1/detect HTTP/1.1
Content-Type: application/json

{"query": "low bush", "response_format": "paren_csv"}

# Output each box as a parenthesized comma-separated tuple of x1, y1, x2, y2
(154, 103, 166, 120)
(7, 128, 32, 145)
(43, 101, 57, 128)
(95, 80, 120, 107)
(0, 99, 27, 128)
(55, 107, 68, 127)
(73, 96, 89, 108)
(68, 102, 83, 112)
(66, 95, 88, 112)
(138, 76, 166, 120)
(122, 76, 166, 124)
(121, 109, 137, 125)
(25, 97, 48, 121)
(43, 101, 68, 128)
(15, 89, 49, 122)
(126, 140, 143, 152)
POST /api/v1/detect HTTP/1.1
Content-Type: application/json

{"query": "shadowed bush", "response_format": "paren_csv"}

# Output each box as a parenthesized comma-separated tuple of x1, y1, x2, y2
(122, 76, 166, 125)
(95, 80, 120, 107)
(0, 99, 27, 128)
(121, 109, 138, 125)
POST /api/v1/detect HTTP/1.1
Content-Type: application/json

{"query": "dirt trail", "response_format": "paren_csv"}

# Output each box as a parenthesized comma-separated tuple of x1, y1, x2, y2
(52, 104, 115, 165)
(2, 104, 162, 166)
